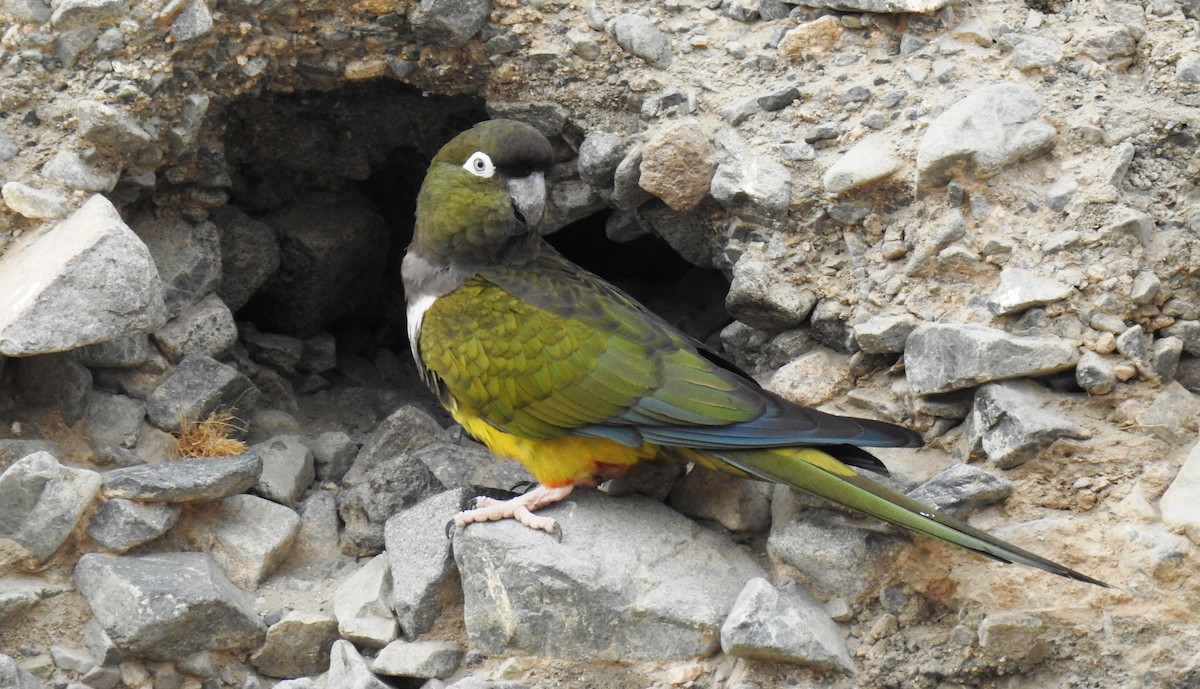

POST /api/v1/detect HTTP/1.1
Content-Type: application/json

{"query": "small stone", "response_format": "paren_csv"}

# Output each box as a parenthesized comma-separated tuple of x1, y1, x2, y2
(766, 348, 853, 408)
(1177, 54, 1200, 84)
(726, 251, 816, 332)
(1100, 206, 1154, 246)
(75, 100, 152, 154)
(757, 85, 800, 111)
(1131, 381, 1200, 442)
(668, 467, 772, 533)
(566, 28, 602, 60)
(86, 498, 179, 553)
(385, 489, 473, 637)
(310, 431, 358, 483)
(249, 435, 315, 507)
(327, 640, 391, 689)
(1115, 325, 1154, 379)
(1011, 35, 1062, 70)
(977, 612, 1047, 667)
(212, 206, 281, 313)
(152, 293, 238, 363)
(1162, 320, 1200, 356)
(1076, 351, 1117, 395)
(710, 156, 791, 222)
(966, 381, 1089, 469)
(905, 323, 1080, 394)
(185, 494, 301, 589)
(16, 353, 93, 425)
(576, 133, 625, 188)
(1, 182, 66, 219)
(1044, 176, 1078, 212)
(250, 610, 339, 679)
(50, 0, 126, 30)
(906, 463, 1015, 519)
(822, 136, 902, 194)
(0, 452, 102, 563)
(1078, 24, 1137, 67)
(408, 0, 489, 46)
(101, 453, 262, 503)
(144, 354, 260, 433)
(1130, 271, 1161, 305)
(778, 15, 842, 60)
(78, 335, 151, 368)
(985, 267, 1073, 316)
(853, 314, 919, 354)
(721, 578, 853, 673)
(720, 96, 761, 126)
(334, 554, 397, 648)
(608, 14, 671, 68)
(638, 121, 716, 212)
(1161, 442, 1200, 545)
(1152, 337, 1183, 381)
(42, 150, 118, 192)
(373, 640, 463, 679)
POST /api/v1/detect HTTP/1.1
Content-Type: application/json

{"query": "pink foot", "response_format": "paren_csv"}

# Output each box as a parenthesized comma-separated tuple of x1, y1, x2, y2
(454, 484, 575, 539)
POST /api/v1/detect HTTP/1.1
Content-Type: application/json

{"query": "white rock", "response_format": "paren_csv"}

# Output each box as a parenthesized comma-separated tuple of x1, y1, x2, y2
(1161, 441, 1200, 545)
(334, 554, 397, 648)
(823, 136, 902, 194)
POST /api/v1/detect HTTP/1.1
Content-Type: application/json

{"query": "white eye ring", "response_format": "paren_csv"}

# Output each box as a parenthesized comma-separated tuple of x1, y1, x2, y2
(463, 151, 495, 178)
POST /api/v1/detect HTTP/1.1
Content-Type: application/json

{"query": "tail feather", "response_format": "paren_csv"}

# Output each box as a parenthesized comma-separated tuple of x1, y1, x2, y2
(711, 447, 1111, 587)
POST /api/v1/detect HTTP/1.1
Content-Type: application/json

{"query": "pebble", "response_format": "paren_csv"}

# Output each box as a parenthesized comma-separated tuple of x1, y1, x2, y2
(905, 323, 1081, 394)
(608, 14, 672, 68)
(1, 181, 66, 219)
(638, 120, 716, 211)
(985, 267, 1074, 316)
(720, 578, 854, 673)
(822, 135, 902, 194)
(966, 380, 1089, 468)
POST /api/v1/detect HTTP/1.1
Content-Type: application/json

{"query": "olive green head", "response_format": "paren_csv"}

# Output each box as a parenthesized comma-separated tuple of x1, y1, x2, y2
(410, 119, 555, 267)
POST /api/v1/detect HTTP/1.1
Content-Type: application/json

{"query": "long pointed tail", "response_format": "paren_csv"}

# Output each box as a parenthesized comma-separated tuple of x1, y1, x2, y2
(710, 446, 1111, 587)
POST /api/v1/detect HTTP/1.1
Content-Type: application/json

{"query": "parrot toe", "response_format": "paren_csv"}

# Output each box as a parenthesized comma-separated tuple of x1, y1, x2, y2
(451, 484, 575, 540)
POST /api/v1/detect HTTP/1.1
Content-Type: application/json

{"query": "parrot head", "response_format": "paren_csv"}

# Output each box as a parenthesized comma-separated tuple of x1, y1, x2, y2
(408, 119, 555, 269)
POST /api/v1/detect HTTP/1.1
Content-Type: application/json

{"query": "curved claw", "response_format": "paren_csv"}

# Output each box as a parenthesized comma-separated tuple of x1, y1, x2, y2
(548, 521, 563, 543)
(509, 480, 538, 494)
(445, 518, 458, 540)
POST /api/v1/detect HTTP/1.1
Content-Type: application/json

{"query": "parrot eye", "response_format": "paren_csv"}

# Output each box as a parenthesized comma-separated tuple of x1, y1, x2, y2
(463, 151, 495, 178)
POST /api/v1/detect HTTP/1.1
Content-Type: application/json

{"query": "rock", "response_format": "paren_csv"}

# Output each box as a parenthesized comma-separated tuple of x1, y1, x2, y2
(309, 431, 358, 483)
(373, 640, 463, 679)
(144, 354, 260, 433)
(185, 494, 301, 589)
(327, 640, 391, 689)
(454, 489, 765, 660)
(977, 612, 1048, 667)
(342, 406, 447, 484)
(758, 85, 801, 111)
(725, 251, 816, 333)
(134, 214, 222, 320)
(905, 323, 1081, 394)
(1152, 337, 1183, 381)
(809, 300, 857, 354)
(0, 439, 56, 466)
(0, 452, 102, 564)
(576, 133, 625, 188)
(1099, 206, 1154, 246)
(86, 498, 180, 553)
(337, 447, 445, 555)
(1, 182, 66, 219)
(408, 0, 491, 46)
(334, 553, 397, 648)
(610, 143, 652, 211)
(50, 0, 125, 29)
(1177, 54, 1200, 84)
(1131, 381, 1200, 443)
(212, 207, 281, 312)
(985, 267, 1074, 316)
(566, 27, 602, 60)
(1011, 35, 1063, 70)
(101, 453, 262, 503)
(250, 610, 339, 679)
(414, 441, 533, 494)
(915, 83, 1057, 190)
(1161, 441, 1200, 546)
(965, 381, 1088, 469)
(853, 314, 919, 354)
(766, 348, 853, 408)
(300, 331, 337, 374)
(1076, 350, 1117, 395)
(245, 192, 388, 337)
(710, 156, 791, 222)
(249, 435, 315, 507)
(791, 0, 948, 9)
(75, 100, 152, 154)
(0, 195, 166, 356)
(41, 150, 119, 192)
(720, 578, 853, 673)
(778, 15, 842, 60)
(822, 136, 902, 194)
(170, 0, 212, 41)
(15, 352, 92, 425)
(1, 577, 70, 626)
(668, 467, 772, 533)
(75, 552, 265, 661)
(608, 14, 671, 68)
(1115, 325, 1154, 379)
(906, 463, 1014, 519)
(82, 617, 122, 666)
(385, 489, 472, 637)
(1078, 24, 1137, 67)
(0, 654, 41, 689)
(241, 324, 305, 374)
(638, 121, 715, 212)
(151, 293, 239, 363)
(78, 335, 151, 368)
(1162, 320, 1200, 356)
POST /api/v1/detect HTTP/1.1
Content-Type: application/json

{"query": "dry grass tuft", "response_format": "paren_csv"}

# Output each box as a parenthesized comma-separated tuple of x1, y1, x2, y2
(174, 410, 248, 458)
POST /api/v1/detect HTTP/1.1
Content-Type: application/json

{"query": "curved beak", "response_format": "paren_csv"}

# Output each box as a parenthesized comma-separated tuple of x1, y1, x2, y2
(506, 171, 546, 233)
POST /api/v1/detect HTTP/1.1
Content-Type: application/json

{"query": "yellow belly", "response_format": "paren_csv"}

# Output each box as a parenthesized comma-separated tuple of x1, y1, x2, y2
(451, 407, 658, 487)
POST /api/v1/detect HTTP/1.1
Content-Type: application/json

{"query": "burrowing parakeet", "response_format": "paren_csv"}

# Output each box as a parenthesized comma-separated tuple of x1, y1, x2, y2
(401, 119, 1108, 587)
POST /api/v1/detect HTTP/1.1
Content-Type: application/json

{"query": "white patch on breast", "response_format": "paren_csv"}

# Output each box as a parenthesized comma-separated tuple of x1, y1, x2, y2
(406, 293, 437, 361)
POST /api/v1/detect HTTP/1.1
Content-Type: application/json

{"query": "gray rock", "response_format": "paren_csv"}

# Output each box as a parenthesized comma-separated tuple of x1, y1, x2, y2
(151, 293, 238, 363)
(300, 331, 338, 374)
(822, 136, 902, 194)
(608, 14, 671, 68)
(342, 406, 447, 485)
(284, 490, 342, 573)
(101, 453, 262, 503)
(906, 463, 1015, 520)
(50, 643, 94, 673)
(74, 552, 265, 661)
(809, 299, 857, 354)
(1116, 325, 1155, 379)
(484, 101, 571, 138)
(787, 0, 948, 9)
(132, 213, 222, 319)
(41, 150, 118, 192)
(576, 133, 625, 188)
(720, 95, 761, 126)
(905, 323, 1080, 394)
(758, 85, 801, 111)
(337, 450, 445, 556)
(1, 182, 67, 219)
(0, 451, 101, 563)
(1130, 271, 1162, 305)
(1078, 24, 1137, 66)
(1011, 35, 1063, 70)
(414, 441, 533, 494)
(710, 156, 791, 222)
(610, 143, 652, 211)
(15, 353, 92, 425)
(0, 654, 41, 689)
(385, 489, 472, 637)
(1161, 440, 1200, 545)
(1099, 206, 1154, 246)
(249, 435, 314, 507)
(247, 192, 388, 337)
(1161, 320, 1200, 356)
(0, 439, 56, 466)
(455, 489, 765, 660)
(1076, 350, 1117, 395)
(327, 640, 391, 689)
(726, 251, 816, 332)
(977, 612, 1047, 667)
(250, 610, 339, 679)
(50, 0, 126, 29)
(566, 27, 602, 60)
(144, 354, 260, 433)
(185, 494, 300, 589)
(0, 195, 166, 356)
(768, 489, 907, 600)
(1044, 175, 1078, 212)
(310, 431, 358, 483)
(212, 206, 281, 312)
(720, 578, 853, 673)
(409, 0, 491, 46)
(1, 576, 70, 626)
(635, 199, 725, 268)
(668, 466, 772, 533)
(1177, 54, 1200, 84)
(85, 392, 145, 449)
(985, 267, 1073, 316)
(241, 324, 305, 374)
(1131, 380, 1200, 443)
(83, 617, 122, 666)
(916, 83, 1057, 189)
(75, 100, 152, 154)
(375, 640, 463, 679)
(86, 498, 179, 553)
(966, 381, 1088, 469)
(853, 314, 919, 354)
(1153, 337, 1183, 381)
(170, 0, 212, 41)
(334, 553, 397, 648)
(78, 335, 151, 368)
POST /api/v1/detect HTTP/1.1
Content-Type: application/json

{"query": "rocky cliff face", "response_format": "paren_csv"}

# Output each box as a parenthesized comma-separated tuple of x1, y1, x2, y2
(1, 0, 1198, 687)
